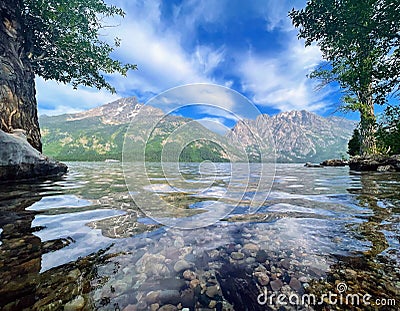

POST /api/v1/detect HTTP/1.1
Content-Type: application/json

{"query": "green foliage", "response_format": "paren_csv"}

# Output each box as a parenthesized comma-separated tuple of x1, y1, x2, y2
(178, 141, 229, 163)
(41, 115, 232, 162)
(289, 0, 400, 105)
(290, 0, 400, 155)
(348, 128, 361, 156)
(22, 0, 136, 92)
(376, 105, 400, 155)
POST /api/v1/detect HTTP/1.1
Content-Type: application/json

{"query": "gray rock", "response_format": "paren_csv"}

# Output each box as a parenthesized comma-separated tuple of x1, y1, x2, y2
(254, 271, 270, 286)
(304, 162, 324, 168)
(255, 250, 268, 263)
(320, 159, 348, 166)
(205, 285, 220, 298)
(173, 259, 193, 273)
(158, 304, 178, 311)
(230, 252, 244, 260)
(159, 289, 181, 305)
(349, 155, 400, 172)
(270, 279, 283, 291)
(0, 129, 67, 182)
(145, 291, 160, 304)
(289, 277, 302, 292)
(280, 258, 291, 270)
(180, 288, 195, 307)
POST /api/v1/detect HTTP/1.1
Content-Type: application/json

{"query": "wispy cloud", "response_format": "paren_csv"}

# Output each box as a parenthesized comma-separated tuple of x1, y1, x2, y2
(103, 1, 226, 96)
(35, 1, 341, 118)
(238, 35, 331, 112)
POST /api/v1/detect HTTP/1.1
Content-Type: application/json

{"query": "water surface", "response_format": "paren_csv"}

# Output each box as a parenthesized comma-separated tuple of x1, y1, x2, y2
(0, 162, 399, 310)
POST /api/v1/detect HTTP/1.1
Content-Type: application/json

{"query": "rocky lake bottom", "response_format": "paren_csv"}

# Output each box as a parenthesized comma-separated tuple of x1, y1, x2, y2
(0, 162, 399, 310)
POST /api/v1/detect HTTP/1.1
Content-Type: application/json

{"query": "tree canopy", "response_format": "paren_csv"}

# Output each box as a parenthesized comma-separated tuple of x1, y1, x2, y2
(289, 0, 400, 155)
(290, 0, 400, 105)
(22, 0, 136, 92)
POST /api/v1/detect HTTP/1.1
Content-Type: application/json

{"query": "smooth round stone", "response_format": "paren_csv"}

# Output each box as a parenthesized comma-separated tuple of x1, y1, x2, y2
(174, 260, 192, 273)
(280, 258, 291, 270)
(270, 279, 283, 291)
(145, 291, 160, 304)
(209, 300, 217, 308)
(180, 288, 195, 307)
(159, 290, 181, 305)
(289, 277, 302, 292)
(243, 243, 260, 252)
(64, 295, 85, 311)
(246, 257, 256, 264)
(230, 252, 245, 260)
(255, 250, 268, 263)
(150, 303, 159, 311)
(205, 285, 220, 298)
(255, 272, 270, 286)
(158, 304, 178, 311)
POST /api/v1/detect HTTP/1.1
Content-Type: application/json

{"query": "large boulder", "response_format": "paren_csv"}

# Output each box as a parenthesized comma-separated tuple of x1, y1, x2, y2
(0, 129, 67, 182)
(349, 155, 400, 172)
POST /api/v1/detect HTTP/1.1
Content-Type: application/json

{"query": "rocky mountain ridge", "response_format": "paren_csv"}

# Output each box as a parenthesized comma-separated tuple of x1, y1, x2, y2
(227, 110, 355, 162)
(40, 98, 355, 162)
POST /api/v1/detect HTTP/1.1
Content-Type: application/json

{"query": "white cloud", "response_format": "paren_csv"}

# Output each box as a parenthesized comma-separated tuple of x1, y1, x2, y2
(193, 45, 225, 75)
(261, 0, 306, 32)
(36, 78, 120, 116)
(238, 35, 331, 112)
(35, 0, 334, 117)
(102, 2, 226, 96)
(36, 0, 226, 116)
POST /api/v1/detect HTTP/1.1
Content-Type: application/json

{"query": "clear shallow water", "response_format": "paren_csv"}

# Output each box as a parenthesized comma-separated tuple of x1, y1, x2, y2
(0, 162, 399, 310)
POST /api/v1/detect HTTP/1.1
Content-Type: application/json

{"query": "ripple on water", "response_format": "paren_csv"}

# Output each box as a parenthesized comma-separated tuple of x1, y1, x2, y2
(1, 162, 399, 310)
(32, 208, 125, 272)
(26, 195, 92, 211)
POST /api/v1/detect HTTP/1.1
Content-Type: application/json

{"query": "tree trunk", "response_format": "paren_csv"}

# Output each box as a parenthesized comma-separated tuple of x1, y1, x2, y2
(359, 85, 377, 156)
(0, 0, 42, 152)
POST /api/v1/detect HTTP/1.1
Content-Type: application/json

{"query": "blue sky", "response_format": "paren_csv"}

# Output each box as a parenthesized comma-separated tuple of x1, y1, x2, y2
(36, 0, 360, 121)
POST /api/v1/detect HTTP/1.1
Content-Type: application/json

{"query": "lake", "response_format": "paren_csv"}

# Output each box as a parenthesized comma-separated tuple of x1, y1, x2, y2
(0, 162, 399, 310)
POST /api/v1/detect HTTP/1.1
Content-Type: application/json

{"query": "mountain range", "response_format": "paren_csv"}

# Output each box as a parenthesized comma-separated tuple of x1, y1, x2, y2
(39, 97, 355, 163)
